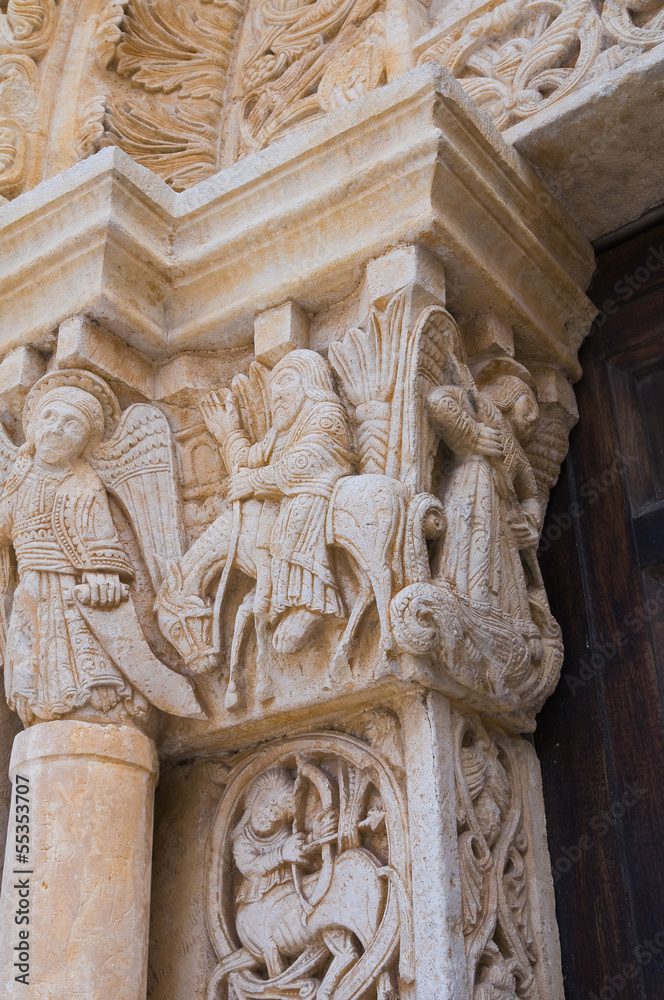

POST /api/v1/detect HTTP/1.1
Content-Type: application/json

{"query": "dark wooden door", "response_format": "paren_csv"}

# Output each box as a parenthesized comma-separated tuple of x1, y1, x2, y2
(535, 218, 664, 1000)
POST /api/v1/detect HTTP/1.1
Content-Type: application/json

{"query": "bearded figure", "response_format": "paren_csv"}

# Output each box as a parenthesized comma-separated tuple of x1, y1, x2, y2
(158, 349, 353, 687)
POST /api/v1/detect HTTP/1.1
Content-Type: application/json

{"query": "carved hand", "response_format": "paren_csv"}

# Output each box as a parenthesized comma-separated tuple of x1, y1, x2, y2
(475, 424, 504, 457)
(507, 514, 538, 549)
(227, 469, 254, 502)
(282, 833, 308, 865)
(312, 806, 338, 842)
(200, 389, 241, 443)
(89, 686, 120, 712)
(83, 572, 125, 609)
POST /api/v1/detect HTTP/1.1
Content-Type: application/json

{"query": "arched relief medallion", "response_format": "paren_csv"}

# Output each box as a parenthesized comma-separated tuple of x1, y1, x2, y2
(205, 732, 412, 1000)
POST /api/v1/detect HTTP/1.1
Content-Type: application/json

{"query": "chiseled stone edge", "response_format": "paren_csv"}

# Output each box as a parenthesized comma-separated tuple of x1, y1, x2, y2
(9, 720, 159, 776)
(0, 65, 595, 375)
(505, 45, 664, 241)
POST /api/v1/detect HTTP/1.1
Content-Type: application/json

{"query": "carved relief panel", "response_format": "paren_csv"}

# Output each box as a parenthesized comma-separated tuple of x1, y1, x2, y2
(204, 731, 411, 1000)
(418, 0, 664, 131)
(454, 710, 544, 1000)
(0, 366, 202, 728)
(0, 244, 578, 737)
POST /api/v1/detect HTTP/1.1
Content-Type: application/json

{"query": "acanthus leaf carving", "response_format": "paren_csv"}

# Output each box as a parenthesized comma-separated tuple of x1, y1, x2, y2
(76, 94, 107, 157)
(101, 0, 246, 187)
(233, 0, 385, 155)
(0, 0, 57, 57)
(0, 53, 36, 195)
(601, 0, 664, 47)
(94, 0, 129, 69)
(114, 0, 235, 101)
(103, 97, 219, 188)
(0, 116, 28, 196)
(417, 0, 664, 130)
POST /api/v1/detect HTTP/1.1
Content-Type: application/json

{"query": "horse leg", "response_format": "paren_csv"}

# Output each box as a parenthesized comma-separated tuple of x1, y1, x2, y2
(255, 611, 274, 701)
(331, 573, 373, 682)
(368, 564, 397, 660)
(252, 549, 275, 702)
(263, 939, 286, 979)
(226, 587, 255, 710)
(377, 968, 398, 1000)
(332, 479, 403, 665)
(317, 929, 358, 1000)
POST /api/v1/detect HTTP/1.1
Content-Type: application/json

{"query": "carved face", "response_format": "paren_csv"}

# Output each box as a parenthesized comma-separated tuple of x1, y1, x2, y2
(33, 400, 94, 466)
(508, 389, 538, 443)
(270, 366, 306, 431)
(250, 787, 294, 836)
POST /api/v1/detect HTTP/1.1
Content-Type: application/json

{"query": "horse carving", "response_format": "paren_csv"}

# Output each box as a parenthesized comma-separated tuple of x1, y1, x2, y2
(157, 350, 442, 707)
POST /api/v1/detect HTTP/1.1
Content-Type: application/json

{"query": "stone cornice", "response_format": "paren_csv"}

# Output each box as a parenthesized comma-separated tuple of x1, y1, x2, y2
(0, 64, 595, 376)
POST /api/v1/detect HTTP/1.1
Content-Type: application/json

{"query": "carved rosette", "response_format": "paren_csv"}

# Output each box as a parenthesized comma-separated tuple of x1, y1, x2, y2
(205, 732, 412, 1000)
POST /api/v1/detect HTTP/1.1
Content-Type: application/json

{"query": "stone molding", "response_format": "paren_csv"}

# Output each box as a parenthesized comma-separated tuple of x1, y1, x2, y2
(0, 66, 594, 373)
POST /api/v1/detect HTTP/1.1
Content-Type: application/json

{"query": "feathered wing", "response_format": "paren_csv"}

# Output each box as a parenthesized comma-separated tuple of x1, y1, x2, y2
(387, 303, 475, 492)
(524, 413, 571, 532)
(329, 293, 475, 487)
(231, 361, 272, 445)
(90, 404, 184, 592)
(0, 422, 18, 492)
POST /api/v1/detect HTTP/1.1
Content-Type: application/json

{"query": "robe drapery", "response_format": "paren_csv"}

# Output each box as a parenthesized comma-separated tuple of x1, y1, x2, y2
(0, 459, 144, 721)
(246, 398, 353, 620)
(433, 386, 539, 627)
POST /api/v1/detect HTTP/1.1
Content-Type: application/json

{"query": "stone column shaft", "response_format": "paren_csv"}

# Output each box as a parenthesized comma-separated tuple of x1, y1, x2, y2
(0, 721, 158, 1000)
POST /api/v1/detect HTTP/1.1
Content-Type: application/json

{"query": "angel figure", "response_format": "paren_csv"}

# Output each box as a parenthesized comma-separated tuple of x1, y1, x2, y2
(428, 355, 543, 657)
(0, 368, 197, 728)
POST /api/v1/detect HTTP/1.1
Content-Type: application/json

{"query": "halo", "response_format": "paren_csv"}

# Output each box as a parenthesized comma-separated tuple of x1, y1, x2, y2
(23, 368, 121, 440)
(471, 355, 537, 396)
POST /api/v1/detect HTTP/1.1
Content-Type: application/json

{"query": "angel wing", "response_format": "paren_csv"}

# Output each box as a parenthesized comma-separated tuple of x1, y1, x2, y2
(89, 404, 184, 592)
(524, 412, 571, 530)
(330, 290, 473, 489)
(388, 303, 475, 493)
(231, 361, 271, 445)
(0, 421, 19, 492)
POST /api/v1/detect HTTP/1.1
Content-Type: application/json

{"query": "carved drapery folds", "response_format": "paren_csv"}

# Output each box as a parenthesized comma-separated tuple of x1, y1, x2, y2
(418, 0, 664, 131)
(205, 731, 411, 1000)
(0, 225, 584, 998)
(0, 247, 575, 737)
(59, 271, 564, 729)
(0, 366, 202, 727)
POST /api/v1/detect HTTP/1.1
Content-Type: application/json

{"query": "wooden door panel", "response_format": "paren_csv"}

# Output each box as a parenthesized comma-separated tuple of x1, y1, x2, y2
(536, 219, 664, 998)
